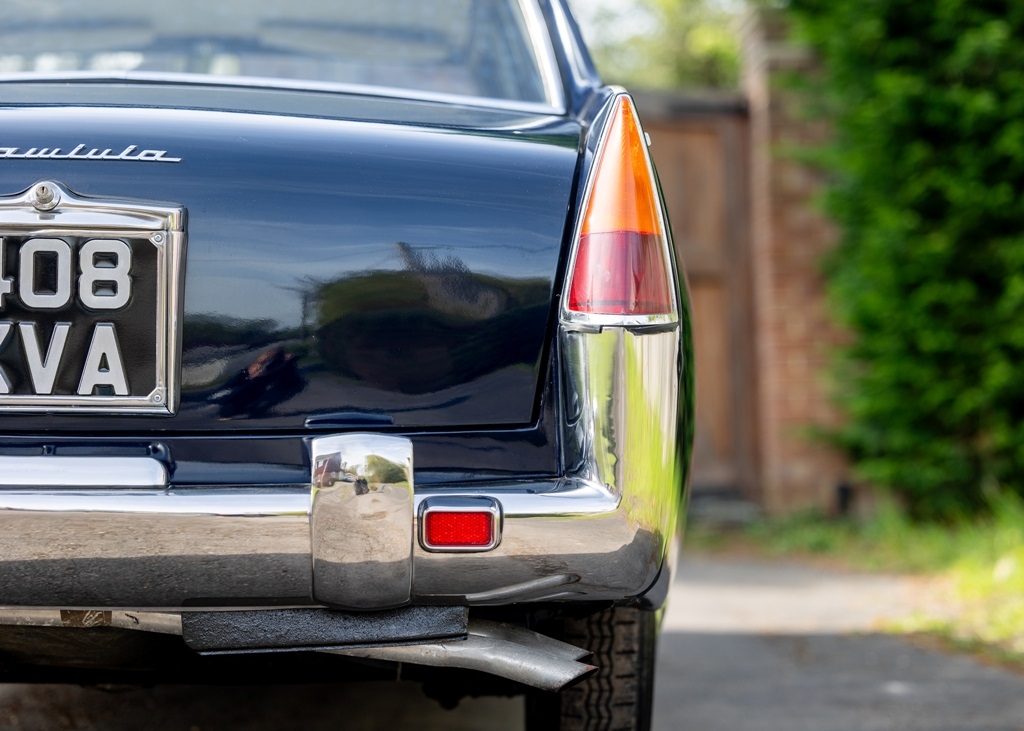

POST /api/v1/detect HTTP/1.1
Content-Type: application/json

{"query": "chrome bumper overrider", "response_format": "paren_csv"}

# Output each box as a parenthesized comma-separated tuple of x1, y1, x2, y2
(0, 326, 682, 610)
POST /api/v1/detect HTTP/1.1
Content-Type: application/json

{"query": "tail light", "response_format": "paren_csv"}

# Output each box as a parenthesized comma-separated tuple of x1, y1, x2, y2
(566, 95, 675, 318)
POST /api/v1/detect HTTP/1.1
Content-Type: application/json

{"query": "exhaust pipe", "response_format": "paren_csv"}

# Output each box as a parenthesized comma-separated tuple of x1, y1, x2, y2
(0, 609, 594, 691)
(326, 619, 596, 692)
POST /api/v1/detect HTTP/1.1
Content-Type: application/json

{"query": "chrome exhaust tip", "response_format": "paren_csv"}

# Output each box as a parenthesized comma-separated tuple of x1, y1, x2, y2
(325, 619, 596, 692)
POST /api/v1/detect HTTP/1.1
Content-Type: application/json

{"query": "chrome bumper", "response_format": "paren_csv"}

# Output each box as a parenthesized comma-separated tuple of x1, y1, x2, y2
(0, 327, 683, 610)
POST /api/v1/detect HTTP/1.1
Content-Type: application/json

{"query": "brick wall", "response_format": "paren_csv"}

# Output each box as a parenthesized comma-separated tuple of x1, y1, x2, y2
(742, 11, 849, 514)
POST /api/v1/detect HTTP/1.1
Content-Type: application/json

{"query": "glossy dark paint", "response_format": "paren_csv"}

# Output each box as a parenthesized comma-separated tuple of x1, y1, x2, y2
(0, 101, 580, 432)
(0, 364, 561, 485)
(0, 0, 669, 486)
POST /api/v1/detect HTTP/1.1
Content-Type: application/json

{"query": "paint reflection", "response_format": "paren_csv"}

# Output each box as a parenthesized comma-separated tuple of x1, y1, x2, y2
(314, 242, 548, 395)
(180, 242, 551, 425)
(210, 345, 305, 419)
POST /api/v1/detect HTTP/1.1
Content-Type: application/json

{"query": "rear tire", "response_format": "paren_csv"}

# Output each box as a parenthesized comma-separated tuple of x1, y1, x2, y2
(526, 607, 658, 731)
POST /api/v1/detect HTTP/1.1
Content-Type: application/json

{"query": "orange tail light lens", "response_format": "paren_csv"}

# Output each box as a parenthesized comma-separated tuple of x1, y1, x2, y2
(568, 96, 674, 316)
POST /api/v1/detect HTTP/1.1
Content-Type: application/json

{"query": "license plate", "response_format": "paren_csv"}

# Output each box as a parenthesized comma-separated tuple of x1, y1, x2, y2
(0, 181, 184, 415)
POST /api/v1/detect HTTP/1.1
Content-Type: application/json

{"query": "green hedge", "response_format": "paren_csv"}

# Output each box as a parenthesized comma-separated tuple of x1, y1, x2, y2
(785, 1, 1024, 518)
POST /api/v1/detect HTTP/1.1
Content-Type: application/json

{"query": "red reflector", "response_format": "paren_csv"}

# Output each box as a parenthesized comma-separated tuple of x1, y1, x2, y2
(423, 511, 494, 548)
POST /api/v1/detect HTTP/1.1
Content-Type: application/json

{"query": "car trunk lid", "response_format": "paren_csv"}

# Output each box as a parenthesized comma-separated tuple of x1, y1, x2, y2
(0, 92, 580, 432)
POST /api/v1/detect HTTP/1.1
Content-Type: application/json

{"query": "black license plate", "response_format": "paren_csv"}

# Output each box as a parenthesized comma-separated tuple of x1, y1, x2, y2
(0, 181, 184, 415)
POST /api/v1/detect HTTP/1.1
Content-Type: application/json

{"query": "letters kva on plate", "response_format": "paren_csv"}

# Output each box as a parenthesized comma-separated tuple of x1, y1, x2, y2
(0, 322, 129, 397)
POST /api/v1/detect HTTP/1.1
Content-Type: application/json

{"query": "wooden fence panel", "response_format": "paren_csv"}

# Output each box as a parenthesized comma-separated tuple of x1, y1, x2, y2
(638, 93, 758, 499)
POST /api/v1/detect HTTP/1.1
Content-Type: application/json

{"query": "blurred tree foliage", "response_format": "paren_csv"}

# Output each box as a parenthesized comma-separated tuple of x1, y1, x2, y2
(785, 0, 1024, 519)
(571, 0, 740, 89)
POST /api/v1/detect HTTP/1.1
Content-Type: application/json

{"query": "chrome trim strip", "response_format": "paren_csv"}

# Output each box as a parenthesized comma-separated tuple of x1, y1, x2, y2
(549, 0, 600, 91)
(0, 181, 185, 415)
(518, 0, 566, 111)
(0, 456, 166, 487)
(560, 312, 679, 331)
(0, 488, 309, 515)
(416, 480, 616, 517)
(0, 72, 567, 116)
(418, 496, 502, 553)
(310, 434, 414, 610)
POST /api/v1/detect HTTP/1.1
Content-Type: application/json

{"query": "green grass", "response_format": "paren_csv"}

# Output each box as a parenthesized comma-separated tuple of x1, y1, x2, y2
(747, 504, 976, 573)
(687, 493, 1024, 667)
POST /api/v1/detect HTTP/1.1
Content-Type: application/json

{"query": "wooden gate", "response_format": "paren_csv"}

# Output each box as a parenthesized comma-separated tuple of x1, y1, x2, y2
(635, 91, 758, 499)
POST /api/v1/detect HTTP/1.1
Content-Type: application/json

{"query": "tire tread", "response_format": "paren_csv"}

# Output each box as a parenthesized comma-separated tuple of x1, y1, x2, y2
(529, 608, 656, 731)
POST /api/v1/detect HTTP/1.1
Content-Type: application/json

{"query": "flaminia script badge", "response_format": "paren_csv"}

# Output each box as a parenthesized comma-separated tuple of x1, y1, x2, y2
(0, 181, 185, 415)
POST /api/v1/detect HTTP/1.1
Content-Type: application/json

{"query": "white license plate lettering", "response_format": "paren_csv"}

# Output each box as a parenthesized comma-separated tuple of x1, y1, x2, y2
(19, 321, 70, 394)
(78, 239, 132, 310)
(77, 322, 129, 395)
(17, 238, 73, 309)
(0, 321, 128, 396)
(0, 237, 133, 312)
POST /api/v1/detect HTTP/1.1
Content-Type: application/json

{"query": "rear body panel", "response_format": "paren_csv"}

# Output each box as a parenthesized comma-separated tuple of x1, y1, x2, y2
(0, 98, 580, 433)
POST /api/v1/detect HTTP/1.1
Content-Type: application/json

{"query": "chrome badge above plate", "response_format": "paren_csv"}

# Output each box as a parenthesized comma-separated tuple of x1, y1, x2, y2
(0, 181, 184, 415)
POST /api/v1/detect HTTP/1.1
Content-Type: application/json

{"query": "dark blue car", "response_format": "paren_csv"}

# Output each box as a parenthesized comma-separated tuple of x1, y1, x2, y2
(0, 1, 693, 728)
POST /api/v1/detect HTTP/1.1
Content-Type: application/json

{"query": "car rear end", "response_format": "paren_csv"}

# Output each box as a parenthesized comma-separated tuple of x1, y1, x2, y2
(0, 1, 693, 727)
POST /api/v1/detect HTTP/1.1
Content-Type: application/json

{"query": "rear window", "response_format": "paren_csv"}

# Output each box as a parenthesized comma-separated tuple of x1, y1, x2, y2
(0, 0, 560, 107)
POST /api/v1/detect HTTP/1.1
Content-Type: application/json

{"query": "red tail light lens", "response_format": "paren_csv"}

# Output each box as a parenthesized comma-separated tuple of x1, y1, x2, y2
(568, 96, 674, 316)
(569, 232, 673, 315)
(423, 511, 494, 548)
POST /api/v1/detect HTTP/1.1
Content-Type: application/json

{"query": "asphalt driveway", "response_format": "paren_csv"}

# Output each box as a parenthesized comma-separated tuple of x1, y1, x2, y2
(653, 556, 1024, 731)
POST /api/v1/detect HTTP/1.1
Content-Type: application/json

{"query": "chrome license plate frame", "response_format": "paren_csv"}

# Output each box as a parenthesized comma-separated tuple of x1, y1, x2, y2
(0, 180, 185, 415)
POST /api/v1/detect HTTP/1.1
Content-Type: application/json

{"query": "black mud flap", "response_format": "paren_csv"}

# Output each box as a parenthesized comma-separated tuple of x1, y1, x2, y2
(182, 606, 468, 655)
